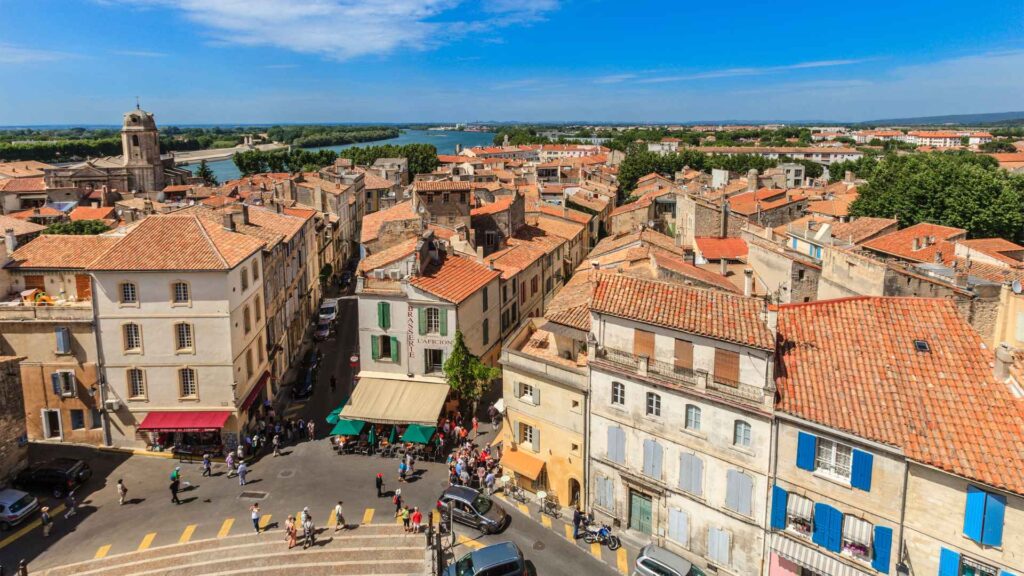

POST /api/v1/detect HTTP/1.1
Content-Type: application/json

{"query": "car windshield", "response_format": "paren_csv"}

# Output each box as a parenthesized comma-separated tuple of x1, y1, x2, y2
(453, 553, 475, 576)
(320, 306, 336, 315)
(9, 494, 34, 513)
(472, 495, 492, 515)
(317, 322, 330, 330)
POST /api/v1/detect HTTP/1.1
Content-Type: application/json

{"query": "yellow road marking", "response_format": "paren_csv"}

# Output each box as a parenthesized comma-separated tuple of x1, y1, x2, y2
(138, 532, 156, 551)
(327, 509, 337, 527)
(362, 508, 374, 524)
(217, 518, 234, 538)
(431, 510, 440, 525)
(616, 547, 629, 574)
(564, 524, 574, 540)
(0, 503, 65, 550)
(516, 503, 530, 515)
(541, 515, 552, 529)
(590, 541, 602, 559)
(457, 535, 484, 550)
(94, 545, 111, 559)
(259, 514, 272, 529)
(179, 524, 196, 543)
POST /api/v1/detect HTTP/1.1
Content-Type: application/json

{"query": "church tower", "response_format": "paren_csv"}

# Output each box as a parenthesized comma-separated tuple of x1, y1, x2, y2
(121, 104, 165, 192)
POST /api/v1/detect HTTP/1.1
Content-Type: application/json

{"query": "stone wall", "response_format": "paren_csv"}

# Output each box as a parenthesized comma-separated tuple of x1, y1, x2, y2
(0, 356, 27, 484)
(746, 234, 821, 303)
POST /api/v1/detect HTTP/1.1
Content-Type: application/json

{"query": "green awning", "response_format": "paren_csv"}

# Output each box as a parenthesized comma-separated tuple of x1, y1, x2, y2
(402, 424, 436, 444)
(326, 397, 350, 424)
(330, 418, 365, 436)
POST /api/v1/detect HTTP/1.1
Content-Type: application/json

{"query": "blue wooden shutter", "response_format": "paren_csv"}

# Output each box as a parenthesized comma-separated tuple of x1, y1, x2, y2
(439, 308, 448, 336)
(871, 525, 892, 574)
(770, 486, 788, 530)
(1000, 571, 1017, 576)
(51, 372, 61, 395)
(851, 449, 873, 491)
(981, 491, 1006, 547)
(813, 503, 842, 552)
(963, 485, 986, 542)
(797, 432, 817, 471)
(938, 548, 960, 576)
(651, 441, 663, 480)
(828, 506, 843, 552)
(55, 327, 71, 354)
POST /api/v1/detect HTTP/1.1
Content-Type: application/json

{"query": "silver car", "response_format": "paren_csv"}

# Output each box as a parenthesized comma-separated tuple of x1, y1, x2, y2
(0, 488, 39, 531)
(633, 544, 702, 576)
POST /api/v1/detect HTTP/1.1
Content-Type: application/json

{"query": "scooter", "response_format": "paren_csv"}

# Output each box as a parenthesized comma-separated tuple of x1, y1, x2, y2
(583, 520, 621, 550)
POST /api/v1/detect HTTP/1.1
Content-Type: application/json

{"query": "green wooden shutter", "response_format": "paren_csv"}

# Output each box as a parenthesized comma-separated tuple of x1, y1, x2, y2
(390, 336, 400, 362)
(418, 308, 428, 335)
(439, 308, 448, 336)
(371, 336, 379, 360)
(379, 302, 391, 330)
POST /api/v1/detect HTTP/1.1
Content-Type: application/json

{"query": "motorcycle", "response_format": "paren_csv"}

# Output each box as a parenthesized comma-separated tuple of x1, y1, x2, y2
(583, 520, 621, 550)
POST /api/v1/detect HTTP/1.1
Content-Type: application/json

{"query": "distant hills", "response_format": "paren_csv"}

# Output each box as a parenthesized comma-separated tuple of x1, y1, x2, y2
(859, 111, 1024, 126)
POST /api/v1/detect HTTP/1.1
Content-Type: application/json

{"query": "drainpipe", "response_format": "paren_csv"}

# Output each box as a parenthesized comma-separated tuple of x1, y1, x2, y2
(764, 411, 780, 576)
(896, 461, 910, 575)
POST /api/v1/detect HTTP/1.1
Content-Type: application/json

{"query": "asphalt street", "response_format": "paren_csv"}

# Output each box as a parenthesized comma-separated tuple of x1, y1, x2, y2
(0, 294, 620, 576)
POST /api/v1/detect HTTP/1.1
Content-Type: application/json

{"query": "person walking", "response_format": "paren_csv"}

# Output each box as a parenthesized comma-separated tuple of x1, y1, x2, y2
(236, 443, 244, 461)
(225, 452, 236, 477)
(307, 420, 315, 440)
(302, 513, 315, 549)
(375, 473, 384, 497)
(40, 507, 53, 537)
(237, 461, 248, 486)
(64, 492, 76, 519)
(285, 516, 297, 549)
(301, 507, 311, 525)
(297, 418, 306, 440)
(170, 477, 181, 504)
(18, 559, 29, 576)
(411, 507, 422, 534)
(116, 479, 127, 505)
(484, 471, 495, 495)
(250, 503, 261, 533)
(393, 489, 402, 516)
(333, 501, 345, 531)
(201, 454, 212, 477)
(401, 505, 411, 532)
(272, 434, 281, 457)
(472, 416, 479, 438)
(572, 506, 583, 539)
(398, 460, 407, 483)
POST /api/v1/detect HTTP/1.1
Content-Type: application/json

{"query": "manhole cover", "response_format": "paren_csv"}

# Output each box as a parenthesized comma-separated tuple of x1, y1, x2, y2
(278, 469, 295, 479)
(532, 541, 545, 551)
(239, 491, 268, 500)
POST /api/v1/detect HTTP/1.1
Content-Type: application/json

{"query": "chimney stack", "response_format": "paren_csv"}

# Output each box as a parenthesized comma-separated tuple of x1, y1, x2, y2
(746, 168, 758, 192)
(4, 228, 17, 253)
(720, 258, 728, 277)
(241, 204, 250, 226)
(994, 343, 1015, 380)
(143, 199, 153, 214)
(223, 212, 235, 232)
(743, 268, 753, 297)
(720, 200, 730, 238)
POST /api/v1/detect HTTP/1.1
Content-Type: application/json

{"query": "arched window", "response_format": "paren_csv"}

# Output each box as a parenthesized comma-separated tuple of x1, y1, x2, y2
(240, 267, 249, 291)
(685, 405, 701, 431)
(243, 305, 252, 334)
(733, 420, 752, 448)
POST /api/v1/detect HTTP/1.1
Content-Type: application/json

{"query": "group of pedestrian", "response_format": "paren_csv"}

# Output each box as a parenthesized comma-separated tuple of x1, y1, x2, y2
(446, 440, 501, 495)
(388, 488, 424, 533)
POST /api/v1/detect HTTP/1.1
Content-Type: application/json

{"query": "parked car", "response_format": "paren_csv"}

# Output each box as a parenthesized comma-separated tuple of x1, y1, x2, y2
(293, 366, 315, 399)
(318, 298, 339, 323)
(0, 488, 39, 531)
(437, 486, 508, 534)
(445, 541, 528, 576)
(633, 544, 703, 576)
(314, 320, 332, 341)
(14, 458, 92, 498)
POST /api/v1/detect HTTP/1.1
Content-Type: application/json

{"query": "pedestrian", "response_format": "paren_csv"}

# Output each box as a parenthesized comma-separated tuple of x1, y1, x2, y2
(225, 452, 236, 477)
(273, 434, 281, 457)
(398, 460, 407, 483)
(302, 506, 311, 525)
(484, 471, 495, 495)
(170, 477, 181, 504)
(411, 506, 422, 533)
(237, 461, 248, 486)
(236, 443, 244, 461)
(250, 503, 261, 533)
(18, 560, 28, 576)
(285, 516, 297, 549)
(201, 453, 212, 477)
(572, 506, 583, 539)
(487, 403, 497, 427)
(334, 501, 345, 531)
(472, 416, 479, 438)
(117, 478, 127, 505)
(64, 492, 76, 519)
(170, 466, 181, 482)
(302, 514, 315, 549)
(307, 420, 315, 440)
(40, 507, 52, 537)
(375, 472, 384, 497)
(297, 418, 306, 440)
(401, 505, 411, 532)
(393, 489, 402, 516)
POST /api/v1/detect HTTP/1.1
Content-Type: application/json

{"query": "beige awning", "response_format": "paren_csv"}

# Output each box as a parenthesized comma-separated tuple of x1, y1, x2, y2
(339, 377, 449, 426)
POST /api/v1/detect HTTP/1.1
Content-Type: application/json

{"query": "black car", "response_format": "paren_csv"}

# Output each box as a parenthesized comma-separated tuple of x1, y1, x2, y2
(293, 366, 316, 399)
(15, 458, 91, 498)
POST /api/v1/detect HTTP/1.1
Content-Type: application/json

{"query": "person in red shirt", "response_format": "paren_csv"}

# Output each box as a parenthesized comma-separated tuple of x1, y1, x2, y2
(411, 506, 423, 533)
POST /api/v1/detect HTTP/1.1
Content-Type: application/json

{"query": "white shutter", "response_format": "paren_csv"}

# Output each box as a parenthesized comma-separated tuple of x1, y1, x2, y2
(532, 386, 540, 406)
(737, 473, 752, 516)
(642, 439, 653, 476)
(725, 470, 738, 512)
(668, 508, 688, 546)
(692, 455, 704, 497)
(531, 427, 540, 452)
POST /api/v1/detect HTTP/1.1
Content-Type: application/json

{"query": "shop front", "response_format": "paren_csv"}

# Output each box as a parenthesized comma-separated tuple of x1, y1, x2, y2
(137, 410, 233, 456)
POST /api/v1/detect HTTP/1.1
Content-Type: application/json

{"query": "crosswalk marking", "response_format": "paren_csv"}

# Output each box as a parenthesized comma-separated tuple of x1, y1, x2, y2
(590, 541, 602, 559)
(516, 503, 530, 515)
(616, 547, 629, 574)
(217, 518, 234, 538)
(362, 508, 374, 524)
(541, 515, 552, 529)
(564, 524, 574, 540)
(431, 510, 440, 525)
(94, 545, 111, 559)
(327, 509, 337, 527)
(138, 532, 156, 551)
(179, 524, 196, 543)
(259, 514, 272, 530)
(456, 535, 484, 550)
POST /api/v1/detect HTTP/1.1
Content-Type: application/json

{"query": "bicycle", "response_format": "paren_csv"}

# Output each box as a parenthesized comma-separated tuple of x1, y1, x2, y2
(505, 483, 529, 503)
(540, 494, 561, 519)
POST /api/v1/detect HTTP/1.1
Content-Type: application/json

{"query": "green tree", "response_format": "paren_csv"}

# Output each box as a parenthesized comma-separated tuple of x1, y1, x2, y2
(443, 330, 500, 413)
(42, 220, 109, 235)
(195, 160, 219, 185)
(980, 140, 1018, 153)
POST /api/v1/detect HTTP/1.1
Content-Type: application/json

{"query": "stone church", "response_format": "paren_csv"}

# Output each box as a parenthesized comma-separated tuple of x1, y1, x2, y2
(44, 107, 193, 197)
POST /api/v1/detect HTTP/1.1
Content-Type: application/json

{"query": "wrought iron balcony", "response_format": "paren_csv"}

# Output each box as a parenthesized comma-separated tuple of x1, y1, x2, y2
(708, 375, 765, 402)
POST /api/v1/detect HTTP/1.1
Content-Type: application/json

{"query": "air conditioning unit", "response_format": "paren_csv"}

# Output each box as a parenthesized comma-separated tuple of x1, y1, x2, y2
(104, 399, 121, 411)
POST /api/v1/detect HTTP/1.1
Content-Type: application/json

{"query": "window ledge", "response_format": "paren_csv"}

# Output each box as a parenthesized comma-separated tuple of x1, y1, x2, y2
(812, 470, 852, 489)
(728, 444, 755, 457)
(681, 428, 705, 440)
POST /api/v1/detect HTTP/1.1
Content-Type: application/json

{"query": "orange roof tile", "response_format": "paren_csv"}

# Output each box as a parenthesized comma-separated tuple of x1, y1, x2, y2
(361, 200, 418, 244)
(861, 222, 966, 263)
(777, 297, 1024, 495)
(727, 188, 807, 216)
(695, 237, 748, 260)
(0, 176, 46, 193)
(0, 214, 46, 237)
(957, 238, 1024, 267)
(610, 196, 652, 217)
(69, 206, 116, 222)
(470, 195, 515, 217)
(414, 180, 474, 193)
(358, 238, 418, 273)
(807, 193, 856, 218)
(829, 217, 898, 244)
(535, 214, 585, 240)
(590, 229, 681, 258)
(592, 274, 773, 350)
(487, 243, 545, 279)
(6, 235, 119, 269)
(0, 160, 51, 178)
(8, 206, 62, 219)
(651, 250, 740, 293)
(546, 268, 600, 331)
(409, 254, 499, 303)
(534, 204, 591, 225)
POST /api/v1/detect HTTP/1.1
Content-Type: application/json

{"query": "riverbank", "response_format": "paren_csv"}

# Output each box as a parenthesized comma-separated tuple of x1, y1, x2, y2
(172, 142, 288, 165)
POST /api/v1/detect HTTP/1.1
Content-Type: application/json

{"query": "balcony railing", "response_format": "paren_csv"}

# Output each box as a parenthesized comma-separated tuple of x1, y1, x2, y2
(648, 358, 704, 388)
(0, 301, 93, 321)
(596, 347, 705, 389)
(708, 375, 765, 402)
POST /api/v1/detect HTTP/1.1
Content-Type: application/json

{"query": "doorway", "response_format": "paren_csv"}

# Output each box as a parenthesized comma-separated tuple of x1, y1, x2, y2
(42, 409, 62, 439)
(568, 478, 581, 508)
(629, 490, 653, 534)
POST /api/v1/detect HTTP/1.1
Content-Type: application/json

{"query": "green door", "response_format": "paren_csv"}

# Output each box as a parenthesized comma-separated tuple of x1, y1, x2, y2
(629, 490, 653, 534)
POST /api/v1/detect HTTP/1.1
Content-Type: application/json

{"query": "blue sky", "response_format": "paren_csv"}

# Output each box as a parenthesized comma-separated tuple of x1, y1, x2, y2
(1, 0, 1022, 124)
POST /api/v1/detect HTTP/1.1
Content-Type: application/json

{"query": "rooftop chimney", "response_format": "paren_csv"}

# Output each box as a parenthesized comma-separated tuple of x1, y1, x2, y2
(746, 168, 758, 192)
(143, 199, 153, 214)
(994, 343, 1015, 381)
(223, 212, 235, 232)
(720, 258, 728, 277)
(241, 204, 250, 226)
(743, 268, 753, 297)
(5, 228, 16, 254)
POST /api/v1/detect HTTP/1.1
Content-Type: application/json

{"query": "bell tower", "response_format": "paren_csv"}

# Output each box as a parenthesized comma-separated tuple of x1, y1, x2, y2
(121, 102, 165, 192)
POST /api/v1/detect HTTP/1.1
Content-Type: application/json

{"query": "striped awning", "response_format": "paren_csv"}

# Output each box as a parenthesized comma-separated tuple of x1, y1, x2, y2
(771, 534, 872, 576)
(843, 516, 873, 547)
(787, 494, 813, 520)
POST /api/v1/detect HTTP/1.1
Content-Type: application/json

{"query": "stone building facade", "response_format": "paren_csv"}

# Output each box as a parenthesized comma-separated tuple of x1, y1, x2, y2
(0, 355, 28, 484)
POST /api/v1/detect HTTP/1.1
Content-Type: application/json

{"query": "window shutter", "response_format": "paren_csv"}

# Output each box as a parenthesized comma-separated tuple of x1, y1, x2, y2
(531, 428, 540, 452)
(633, 329, 655, 358)
(851, 449, 873, 491)
(828, 506, 843, 552)
(812, 503, 832, 549)
(691, 455, 703, 496)
(871, 525, 892, 574)
(607, 427, 618, 462)
(390, 337, 400, 362)
(770, 486, 788, 530)
(678, 454, 691, 492)
(371, 336, 379, 360)
(736, 473, 752, 516)
(1000, 571, 1017, 576)
(652, 441, 663, 480)
(604, 477, 614, 511)
(512, 422, 520, 443)
(56, 327, 71, 354)
(707, 528, 717, 562)
(981, 491, 1006, 546)
(938, 548, 961, 576)
(642, 439, 653, 475)
(595, 476, 606, 508)
(51, 372, 61, 395)
(725, 470, 738, 511)
(531, 386, 540, 405)
(713, 348, 740, 383)
(418, 308, 427, 335)
(673, 339, 693, 369)
(796, 432, 817, 471)
(963, 485, 986, 542)
(668, 509, 688, 546)
(439, 308, 448, 336)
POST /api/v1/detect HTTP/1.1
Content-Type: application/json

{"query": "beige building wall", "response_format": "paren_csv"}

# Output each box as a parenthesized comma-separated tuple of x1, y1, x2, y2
(991, 285, 1024, 348)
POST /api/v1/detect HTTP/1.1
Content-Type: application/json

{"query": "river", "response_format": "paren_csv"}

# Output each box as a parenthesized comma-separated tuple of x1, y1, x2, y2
(191, 129, 496, 183)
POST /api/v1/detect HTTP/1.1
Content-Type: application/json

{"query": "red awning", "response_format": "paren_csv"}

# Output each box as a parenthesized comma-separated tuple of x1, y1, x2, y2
(137, 411, 232, 432)
(239, 371, 270, 413)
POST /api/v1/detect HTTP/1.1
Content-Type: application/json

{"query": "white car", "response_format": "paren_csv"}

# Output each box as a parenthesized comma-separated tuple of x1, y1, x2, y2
(0, 488, 38, 531)
(318, 298, 339, 323)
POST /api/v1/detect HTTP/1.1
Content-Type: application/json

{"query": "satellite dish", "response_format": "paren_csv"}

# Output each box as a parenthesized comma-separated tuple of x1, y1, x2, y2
(1013, 279, 1022, 294)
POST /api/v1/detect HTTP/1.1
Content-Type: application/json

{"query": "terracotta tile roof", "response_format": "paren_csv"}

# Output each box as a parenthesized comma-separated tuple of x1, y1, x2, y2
(428, 225, 456, 240)
(283, 207, 317, 219)
(651, 250, 740, 293)
(296, 174, 348, 196)
(245, 205, 309, 242)
(414, 180, 473, 193)
(535, 214, 585, 240)
(6, 235, 119, 269)
(776, 297, 1024, 495)
(590, 229, 681, 259)
(638, 173, 670, 184)
(695, 237, 748, 260)
(175, 204, 284, 247)
(470, 195, 515, 217)
(409, 254, 499, 303)
(0, 160, 51, 178)
(610, 197, 652, 217)
(358, 238, 418, 273)
(359, 170, 394, 190)
(861, 222, 967, 263)
(592, 274, 773, 350)
(829, 217, 898, 245)
(437, 155, 476, 164)
(8, 206, 63, 219)
(566, 192, 609, 212)
(89, 215, 264, 271)
(361, 200, 418, 244)
(546, 268, 600, 331)
(162, 184, 194, 193)
(956, 258, 1024, 285)
(533, 204, 591, 225)
(807, 193, 856, 218)
(201, 195, 239, 207)
(69, 206, 116, 222)
(508, 225, 565, 255)
(487, 243, 545, 279)
(0, 176, 46, 193)
(957, 238, 1024, 267)
(727, 188, 807, 216)
(0, 214, 46, 237)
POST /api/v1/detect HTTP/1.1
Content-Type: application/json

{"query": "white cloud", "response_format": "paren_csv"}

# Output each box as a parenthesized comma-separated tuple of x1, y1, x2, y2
(0, 44, 78, 64)
(592, 73, 637, 85)
(109, 0, 558, 60)
(634, 58, 872, 84)
(113, 50, 168, 57)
